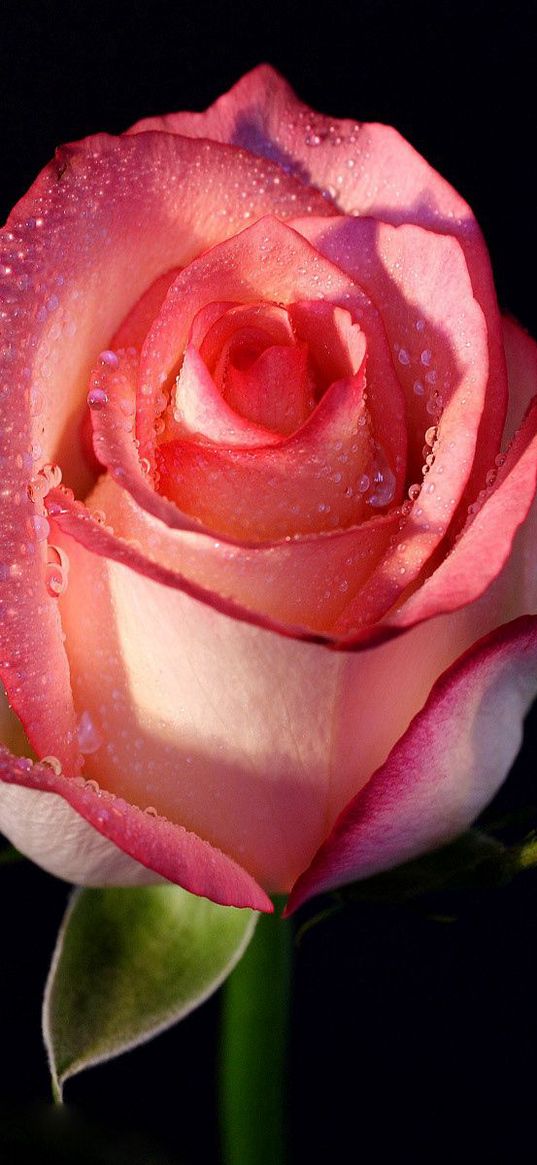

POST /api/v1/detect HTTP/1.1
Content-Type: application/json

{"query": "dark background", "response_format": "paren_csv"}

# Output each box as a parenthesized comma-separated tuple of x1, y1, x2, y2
(1, 1, 537, 1161)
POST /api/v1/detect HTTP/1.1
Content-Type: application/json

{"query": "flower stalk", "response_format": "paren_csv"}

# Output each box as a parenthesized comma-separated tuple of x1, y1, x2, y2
(219, 898, 292, 1165)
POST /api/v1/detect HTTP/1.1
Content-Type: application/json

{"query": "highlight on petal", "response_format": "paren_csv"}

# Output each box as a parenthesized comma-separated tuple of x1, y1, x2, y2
(39, 511, 370, 894)
(288, 615, 537, 912)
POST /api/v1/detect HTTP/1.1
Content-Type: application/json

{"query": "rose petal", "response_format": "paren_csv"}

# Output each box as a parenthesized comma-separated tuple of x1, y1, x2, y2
(374, 323, 537, 634)
(292, 215, 490, 631)
(49, 525, 349, 893)
(0, 129, 334, 764)
(49, 475, 400, 634)
(112, 268, 183, 349)
(0, 746, 271, 911)
(501, 316, 537, 446)
(287, 614, 537, 912)
(137, 217, 407, 488)
(131, 64, 506, 477)
(222, 342, 313, 435)
(157, 341, 393, 541)
(173, 344, 280, 447)
(0, 776, 162, 886)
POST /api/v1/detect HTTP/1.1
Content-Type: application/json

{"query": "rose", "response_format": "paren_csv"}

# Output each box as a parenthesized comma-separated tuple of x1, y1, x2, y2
(0, 66, 536, 916)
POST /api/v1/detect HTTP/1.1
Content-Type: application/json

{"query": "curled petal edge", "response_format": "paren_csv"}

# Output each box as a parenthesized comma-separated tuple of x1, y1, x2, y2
(0, 747, 272, 912)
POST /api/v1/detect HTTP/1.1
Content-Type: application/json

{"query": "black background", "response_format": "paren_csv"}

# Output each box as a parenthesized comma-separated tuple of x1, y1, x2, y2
(1, 1, 537, 1162)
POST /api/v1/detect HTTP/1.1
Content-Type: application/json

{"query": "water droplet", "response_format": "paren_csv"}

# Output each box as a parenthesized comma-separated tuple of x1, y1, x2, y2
(420, 349, 432, 366)
(98, 350, 119, 368)
(413, 380, 425, 396)
(366, 447, 396, 508)
(84, 778, 100, 794)
(41, 755, 62, 776)
(408, 483, 421, 501)
(87, 387, 109, 410)
(45, 563, 67, 601)
(42, 463, 62, 489)
(397, 348, 410, 366)
(144, 805, 158, 817)
(424, 426, 437, 447)
(77, 710, 103, 755)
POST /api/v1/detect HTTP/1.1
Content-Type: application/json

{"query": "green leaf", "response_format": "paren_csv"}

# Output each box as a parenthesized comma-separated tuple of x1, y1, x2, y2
(43, 884, 257, 1100)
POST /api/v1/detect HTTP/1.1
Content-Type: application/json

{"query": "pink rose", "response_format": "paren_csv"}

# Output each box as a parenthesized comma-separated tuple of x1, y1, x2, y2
(1, 66, 536, 915)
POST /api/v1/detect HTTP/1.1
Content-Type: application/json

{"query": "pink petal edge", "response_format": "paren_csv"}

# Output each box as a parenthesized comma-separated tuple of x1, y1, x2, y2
(287, 614, 537, 913)
(0, 745, 271, 911)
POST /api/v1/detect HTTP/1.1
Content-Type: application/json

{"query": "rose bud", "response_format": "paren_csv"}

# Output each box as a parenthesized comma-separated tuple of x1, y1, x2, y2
(1, 66, 536, 915)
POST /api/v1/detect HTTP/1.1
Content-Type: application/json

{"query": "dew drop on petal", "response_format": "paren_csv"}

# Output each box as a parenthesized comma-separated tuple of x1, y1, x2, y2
(41, 463, 63, 489)
(41, 755, 62, 776)
(87, 387, 109, 410)
(45, 562, 67, 598)
(77, 710, 103, 755)
(98, 350, 119, 368)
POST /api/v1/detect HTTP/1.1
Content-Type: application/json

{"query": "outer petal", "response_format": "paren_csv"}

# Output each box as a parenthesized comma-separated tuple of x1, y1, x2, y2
(381, 398, 537, 634)
(296, 215, 490, 630)
(50, 523, 347, 893)
(296, 214, 490, 489)
(0, 129, 332, 768)
(129, 64, 506, 470)
(377, 318, 537, 636)
(0, 778, 163, 887)
(126, 66, 479, 230)
(0, 747, 271, 911)
(288, 615, 537, 912)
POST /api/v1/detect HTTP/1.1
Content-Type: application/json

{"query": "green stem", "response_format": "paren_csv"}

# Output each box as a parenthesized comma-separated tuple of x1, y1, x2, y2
(219, 898, 292, 1165)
